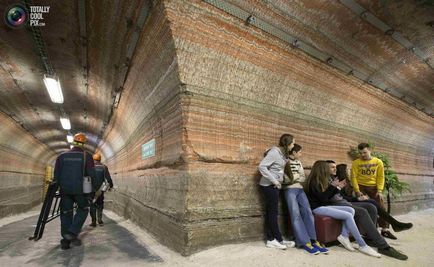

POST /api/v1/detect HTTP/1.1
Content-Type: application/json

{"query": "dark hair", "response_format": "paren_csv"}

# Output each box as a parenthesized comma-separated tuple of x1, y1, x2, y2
(358, 143, 370, 150)
(279, 134, 294, 157)
(284, 161, 294, 179)
(325, 160, 335, 164)
(336, 163, 354, 196)
(306, 160, 330, 192)
(336, 164, 348, 181)
(290, 143, 302, 154)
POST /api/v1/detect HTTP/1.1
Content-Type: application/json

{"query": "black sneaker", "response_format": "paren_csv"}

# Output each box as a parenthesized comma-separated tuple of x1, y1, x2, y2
(392, 222, 413, 232)
(378, 246, 408, 260)
(381, 230, 398, 240)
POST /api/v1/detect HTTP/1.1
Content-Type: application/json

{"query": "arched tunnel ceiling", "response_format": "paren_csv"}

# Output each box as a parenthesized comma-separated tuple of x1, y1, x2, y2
(0, 0, 148, 160)
(0, 0, 433, 161)
(218, 0, 434, 112)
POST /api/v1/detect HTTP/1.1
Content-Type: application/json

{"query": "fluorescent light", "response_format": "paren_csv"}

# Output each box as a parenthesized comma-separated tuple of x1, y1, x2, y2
(67, 134, 73, 143)
(60, 117, 71, 130)
(43, 75, 64, 103)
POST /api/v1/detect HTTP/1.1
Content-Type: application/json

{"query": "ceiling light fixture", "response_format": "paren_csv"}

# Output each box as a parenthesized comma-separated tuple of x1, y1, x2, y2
(43, 75, 64, 103)
(60, 117, 71, 130)
(67, 134, 73, 143)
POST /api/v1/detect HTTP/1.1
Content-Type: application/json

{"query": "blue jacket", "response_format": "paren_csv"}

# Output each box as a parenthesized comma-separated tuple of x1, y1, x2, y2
(93, 161, 113, 189)
(54, 147, 95, 195)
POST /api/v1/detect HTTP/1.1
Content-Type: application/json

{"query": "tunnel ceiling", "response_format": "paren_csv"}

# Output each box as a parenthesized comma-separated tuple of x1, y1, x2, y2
(0, 0, 433, 158)
(0, 0, 149, 157)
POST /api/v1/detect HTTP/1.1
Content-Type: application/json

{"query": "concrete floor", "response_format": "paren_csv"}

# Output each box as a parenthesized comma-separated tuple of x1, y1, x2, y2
(0, 207, 433, 267)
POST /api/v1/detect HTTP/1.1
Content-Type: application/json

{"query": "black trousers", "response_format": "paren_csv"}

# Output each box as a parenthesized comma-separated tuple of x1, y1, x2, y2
(261, 185, 282, 242)
(60, 193, 89, 237)
(337, 201, 389, 249)
(90, 192, 104, 221)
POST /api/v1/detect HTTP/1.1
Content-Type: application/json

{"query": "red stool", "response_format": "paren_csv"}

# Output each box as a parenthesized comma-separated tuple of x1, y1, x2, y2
(288, 214, 366, 245)
(314, 214, 342, 244)
(287, 214, 342, 244)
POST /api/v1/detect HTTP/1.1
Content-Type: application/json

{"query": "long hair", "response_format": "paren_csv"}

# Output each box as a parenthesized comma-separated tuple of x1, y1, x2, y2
(284, 161, 294, 178)
(336, 163, 353, 196)
(306, 161, 330, 192)
(336, 164, 348, 181)
(279, 133, 294, 158)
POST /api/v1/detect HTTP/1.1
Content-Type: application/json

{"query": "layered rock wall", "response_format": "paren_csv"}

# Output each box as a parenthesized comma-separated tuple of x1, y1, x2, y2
(103, 0, 433, 255)
(101, 0, 189, 253)
(166, 0, 434, 254)
(0, 113, 54, 218)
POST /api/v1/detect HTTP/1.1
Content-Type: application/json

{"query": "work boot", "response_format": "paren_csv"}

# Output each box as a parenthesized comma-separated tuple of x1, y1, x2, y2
(378, 246, 408, 260)
(97, 208, 104, 225)
(70, 238, 82, 246)
(63, 232, 82, 246)
(60, 239, 70, 250)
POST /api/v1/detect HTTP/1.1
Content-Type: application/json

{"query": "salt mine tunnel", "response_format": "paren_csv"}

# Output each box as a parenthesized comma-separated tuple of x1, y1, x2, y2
(0, 0, 433, 259)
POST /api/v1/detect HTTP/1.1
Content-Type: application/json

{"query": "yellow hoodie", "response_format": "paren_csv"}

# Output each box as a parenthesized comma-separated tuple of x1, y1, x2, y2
(351, 157, 385, 192)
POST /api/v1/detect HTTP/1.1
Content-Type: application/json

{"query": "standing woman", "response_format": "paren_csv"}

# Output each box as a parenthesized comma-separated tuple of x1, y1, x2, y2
(305, 161, 381, 257)
(259, 133, 295, 249)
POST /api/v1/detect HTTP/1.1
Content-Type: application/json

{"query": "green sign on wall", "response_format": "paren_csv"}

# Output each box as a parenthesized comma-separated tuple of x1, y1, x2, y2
(141, 139, 156, 159)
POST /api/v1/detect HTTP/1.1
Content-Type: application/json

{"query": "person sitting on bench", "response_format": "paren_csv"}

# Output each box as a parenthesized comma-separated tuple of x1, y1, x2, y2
(336, 163, 413, 233)
(305, 160, 381, 258)
(323, 160, 408, 260)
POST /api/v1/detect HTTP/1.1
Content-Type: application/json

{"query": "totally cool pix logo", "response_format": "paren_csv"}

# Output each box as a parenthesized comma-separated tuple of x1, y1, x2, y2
(4, 4, 50, 28)
(4, 4, 28, 28)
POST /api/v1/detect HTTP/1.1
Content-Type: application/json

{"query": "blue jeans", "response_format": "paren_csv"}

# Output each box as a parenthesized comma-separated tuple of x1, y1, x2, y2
(284, 188, 317, 246)
(313, 206, 367, 247)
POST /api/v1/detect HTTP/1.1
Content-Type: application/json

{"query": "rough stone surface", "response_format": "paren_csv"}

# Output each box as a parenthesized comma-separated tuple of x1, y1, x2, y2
(170, 0, 433, 254)
(93, 0, 434, 256)
(100, 0, 189, 254)
(0, 113, 49, 218)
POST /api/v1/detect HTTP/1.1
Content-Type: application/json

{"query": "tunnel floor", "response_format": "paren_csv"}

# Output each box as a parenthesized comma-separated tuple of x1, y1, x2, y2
(0, 210, 162, 267)
(0, 208, 433, 267)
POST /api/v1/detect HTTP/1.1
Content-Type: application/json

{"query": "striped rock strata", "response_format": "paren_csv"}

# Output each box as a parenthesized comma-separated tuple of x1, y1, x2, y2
(102, 0, 434, 255)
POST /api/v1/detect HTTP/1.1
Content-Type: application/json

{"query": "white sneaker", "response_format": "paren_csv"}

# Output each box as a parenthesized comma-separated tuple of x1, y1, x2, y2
(266, 239, 287, 250)
(280, 240, 295, 248)
(359, 245, 382, 258)
(337, 235, 355, 251)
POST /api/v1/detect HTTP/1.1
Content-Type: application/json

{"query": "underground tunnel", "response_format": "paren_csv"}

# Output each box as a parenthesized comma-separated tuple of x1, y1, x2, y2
(0, 0, 433, 261)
